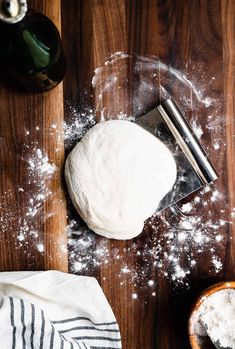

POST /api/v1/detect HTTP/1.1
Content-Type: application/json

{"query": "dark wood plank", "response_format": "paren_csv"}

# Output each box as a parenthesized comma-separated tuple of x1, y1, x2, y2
(62, 1, 234, 349)
(222, 0, 235, 279)
(0, 0, 68, 272)
(41, 0, 68, 272)
(0, 1, 233, 349)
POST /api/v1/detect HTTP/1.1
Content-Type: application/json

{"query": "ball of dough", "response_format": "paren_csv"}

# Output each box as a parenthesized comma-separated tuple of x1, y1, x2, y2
(65, 120, 177, 240)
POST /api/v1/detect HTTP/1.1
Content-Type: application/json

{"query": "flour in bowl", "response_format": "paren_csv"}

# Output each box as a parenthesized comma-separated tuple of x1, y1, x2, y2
(191, 289, 235, 349)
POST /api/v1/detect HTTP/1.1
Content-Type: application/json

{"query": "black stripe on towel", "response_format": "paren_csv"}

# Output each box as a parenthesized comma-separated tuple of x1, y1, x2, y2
(31, 304, 35, 349)
(52, 317, 117, 327)
(72, 336, 121, 342)
(50, 325, 55, 349)
(60, 334, 74, 348)
(60, 326, 120, 334)
(39, 310, 45, 349)
(61, 334, 74, 349)
(20, 299, 26, 349)
(9, 297, 16, 349)
(60, 340, 64, 349)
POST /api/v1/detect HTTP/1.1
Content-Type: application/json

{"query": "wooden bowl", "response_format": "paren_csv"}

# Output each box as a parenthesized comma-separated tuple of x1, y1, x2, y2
(188, 281, 235, 349)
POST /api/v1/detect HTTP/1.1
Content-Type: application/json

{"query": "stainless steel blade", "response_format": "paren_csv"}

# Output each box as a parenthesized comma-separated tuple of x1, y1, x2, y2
(135, 98, 218, 212)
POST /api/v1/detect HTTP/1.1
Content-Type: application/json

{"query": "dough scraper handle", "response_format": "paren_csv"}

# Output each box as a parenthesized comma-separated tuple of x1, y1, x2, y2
(157, 98, 218, 185)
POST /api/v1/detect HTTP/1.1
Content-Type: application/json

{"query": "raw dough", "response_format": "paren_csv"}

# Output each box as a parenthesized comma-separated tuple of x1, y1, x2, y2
(65, 120, 177, 240)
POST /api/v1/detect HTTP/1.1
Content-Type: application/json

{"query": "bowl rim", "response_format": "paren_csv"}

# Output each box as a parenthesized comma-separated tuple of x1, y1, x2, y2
(188, 281, 235, 349)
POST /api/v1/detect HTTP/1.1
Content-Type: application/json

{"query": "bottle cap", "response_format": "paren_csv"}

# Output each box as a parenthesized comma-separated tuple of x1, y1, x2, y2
(0, 0, 27, 23)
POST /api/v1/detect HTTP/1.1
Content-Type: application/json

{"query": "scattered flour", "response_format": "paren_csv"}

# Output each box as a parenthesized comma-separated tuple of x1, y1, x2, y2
(0, 144, 57, 253)
(66, 52, 230, 295)
(213, 142, 220, 150)
(212, 256, 223, 273)
(63, 103, 96, 150)
(0, 52, 232, 300)
(181, 203, 193, 213)
(67, 184, 229, 291)
(191, 120, 204, 140)
(132, 293, 138, 300)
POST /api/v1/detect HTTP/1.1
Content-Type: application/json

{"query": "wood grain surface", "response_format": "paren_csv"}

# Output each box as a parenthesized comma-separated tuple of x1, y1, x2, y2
(0, 1, 234, 349)
(0, 0, 68, 271)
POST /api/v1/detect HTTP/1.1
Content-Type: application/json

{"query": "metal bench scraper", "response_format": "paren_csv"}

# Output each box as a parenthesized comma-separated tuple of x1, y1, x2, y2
(135, 98, 218, 212)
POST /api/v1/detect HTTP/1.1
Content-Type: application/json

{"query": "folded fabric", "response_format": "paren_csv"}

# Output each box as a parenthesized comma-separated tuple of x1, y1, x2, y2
(0, 270, 122, 349)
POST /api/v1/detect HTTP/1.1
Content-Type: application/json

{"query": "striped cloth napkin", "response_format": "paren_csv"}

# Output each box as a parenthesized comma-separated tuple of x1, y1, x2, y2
(0, 270, 122, 349)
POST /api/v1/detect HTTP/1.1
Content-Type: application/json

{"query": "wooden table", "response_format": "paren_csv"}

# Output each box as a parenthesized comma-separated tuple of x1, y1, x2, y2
(0, 1, 234, 348)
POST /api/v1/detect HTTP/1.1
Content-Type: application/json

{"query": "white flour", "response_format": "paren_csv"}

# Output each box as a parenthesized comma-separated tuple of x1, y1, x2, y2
(191, 289, 235, 348)
(67, 184, 229, 289)
(0, 52, 233, 299)
(63, 103, 96, 150)
(67, 52, 232, 295)
(0, 143, 57, 254)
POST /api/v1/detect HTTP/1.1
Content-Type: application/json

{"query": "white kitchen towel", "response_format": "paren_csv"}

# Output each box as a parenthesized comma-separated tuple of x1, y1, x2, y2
(0, 270, 122, 349)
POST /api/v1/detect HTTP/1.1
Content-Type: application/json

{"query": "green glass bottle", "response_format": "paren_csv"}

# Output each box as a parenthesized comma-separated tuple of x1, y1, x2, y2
(0, 0, 66, 92)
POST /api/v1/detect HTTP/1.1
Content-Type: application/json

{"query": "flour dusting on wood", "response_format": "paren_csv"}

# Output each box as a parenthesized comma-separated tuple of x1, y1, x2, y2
(66, 52, 232, 297)
(0, 144, 57, 255)
(0, 52, 233, 299)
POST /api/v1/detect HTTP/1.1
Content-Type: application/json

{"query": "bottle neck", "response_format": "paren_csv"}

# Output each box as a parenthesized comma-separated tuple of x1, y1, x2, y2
(0, 0, 27, 24)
